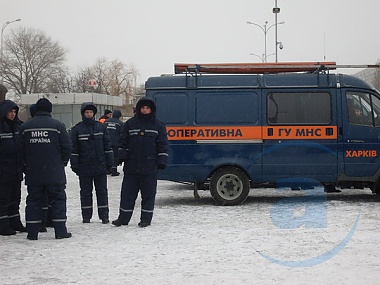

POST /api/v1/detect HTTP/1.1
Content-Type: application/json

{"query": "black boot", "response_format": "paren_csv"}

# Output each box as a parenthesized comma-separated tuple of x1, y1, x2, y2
(55, 232, 72, 239)
(39, 226, 47, 232)
(138, 221, 151, 228)
(10, 220, 27, 232)
(102, 218, 109, 224)
(12, 224, 27, 232)
(0, 228, 17, 236)
(27, 234, 38, 240)
(112, 219, 128, 227)
(324, 184, 342, 193)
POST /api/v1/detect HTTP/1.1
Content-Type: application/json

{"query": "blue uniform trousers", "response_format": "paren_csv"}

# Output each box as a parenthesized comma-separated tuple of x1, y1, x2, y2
(26, 184, 68, 237)
(0, 181, 22, 231)
(111, 146, 119, 175)
(41, 193, 52, 227)
(118, 172, 157, 224)
(79, 174, 109, 220)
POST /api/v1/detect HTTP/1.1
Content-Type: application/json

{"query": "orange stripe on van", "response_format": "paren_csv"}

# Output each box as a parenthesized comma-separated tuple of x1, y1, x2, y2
(166, 126, 337, 141)
(166, 126, 262, 140)
(167, 126, 338, 140)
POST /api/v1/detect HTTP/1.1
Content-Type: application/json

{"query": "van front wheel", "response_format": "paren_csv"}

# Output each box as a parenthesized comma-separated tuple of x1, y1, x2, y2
(210, 167, 250, 206)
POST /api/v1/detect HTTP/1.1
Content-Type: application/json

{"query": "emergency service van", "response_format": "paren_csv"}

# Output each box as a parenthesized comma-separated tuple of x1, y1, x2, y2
(145, 62, 380, 205)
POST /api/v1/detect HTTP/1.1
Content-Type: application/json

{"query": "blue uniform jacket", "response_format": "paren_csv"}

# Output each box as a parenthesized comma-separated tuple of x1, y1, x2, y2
(104, 110, 124, 148)
(0, 100, 23, 183)
(70, 117, 114, 176)
(18, 111, 72, 185)
(119, 98, 169, 174)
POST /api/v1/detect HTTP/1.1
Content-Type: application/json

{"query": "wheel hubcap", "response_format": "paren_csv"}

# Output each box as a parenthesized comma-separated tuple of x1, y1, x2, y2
(217, 174, 242, 200)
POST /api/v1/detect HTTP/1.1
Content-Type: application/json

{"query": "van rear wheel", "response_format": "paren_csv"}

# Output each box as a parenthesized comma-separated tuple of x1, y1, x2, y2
(210, 167, 250, 206)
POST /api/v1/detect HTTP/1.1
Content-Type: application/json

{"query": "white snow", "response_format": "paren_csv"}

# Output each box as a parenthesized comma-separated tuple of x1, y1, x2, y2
(1, 167, 380, 284)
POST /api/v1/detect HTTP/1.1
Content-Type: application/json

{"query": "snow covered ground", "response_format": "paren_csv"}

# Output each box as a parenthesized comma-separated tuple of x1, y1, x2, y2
(1, 167, 380, 284)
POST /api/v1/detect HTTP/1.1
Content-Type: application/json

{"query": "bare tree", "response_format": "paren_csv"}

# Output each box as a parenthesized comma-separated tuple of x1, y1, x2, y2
(72, 58, 139, 100)
(104, 60, 139, 101)
(2, 27, 66, 95)
(72, 67, 93, 93)
(45, 67, 77, 93)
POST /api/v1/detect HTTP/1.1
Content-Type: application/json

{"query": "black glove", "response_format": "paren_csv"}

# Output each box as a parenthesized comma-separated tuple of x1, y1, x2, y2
(117, 159, 124, 166)
(157, 164, 166, 170)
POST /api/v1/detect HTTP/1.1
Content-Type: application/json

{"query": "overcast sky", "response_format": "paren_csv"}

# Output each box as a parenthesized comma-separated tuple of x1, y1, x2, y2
(2, 0, 380, 84)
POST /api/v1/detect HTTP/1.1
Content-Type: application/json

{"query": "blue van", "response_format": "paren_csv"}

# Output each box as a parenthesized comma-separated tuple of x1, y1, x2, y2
(145, 62, 380, 205)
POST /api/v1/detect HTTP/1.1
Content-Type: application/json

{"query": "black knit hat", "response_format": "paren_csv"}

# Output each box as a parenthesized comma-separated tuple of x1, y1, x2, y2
(136, 97, 156, 113)
(36, 98, 52, 113)
(80, 102, 97, 116)
(29, 104, 37, 117)
(104, 109, 112, 116)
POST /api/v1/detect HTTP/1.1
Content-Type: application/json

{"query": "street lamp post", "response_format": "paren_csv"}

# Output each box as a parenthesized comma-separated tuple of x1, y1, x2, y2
(1, 18, 21, 84)
(247, 20, 284, 63)
(250, 53, 275, 63)
(273, 0, 281, 62)
(250, 53, 266, 63)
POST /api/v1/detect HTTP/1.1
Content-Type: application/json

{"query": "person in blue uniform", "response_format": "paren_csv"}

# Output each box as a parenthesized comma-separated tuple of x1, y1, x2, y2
(0, 100, 25, 236)
(104, 109, 124, 176)
(29, 103, 51, 232)
(112, 97, 169, 228)
(70, 102, 113, 224)
(19, 98, 72, 240)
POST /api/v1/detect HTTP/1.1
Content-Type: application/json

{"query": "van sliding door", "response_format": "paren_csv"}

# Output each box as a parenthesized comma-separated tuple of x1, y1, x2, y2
(262, 90, 338, 186)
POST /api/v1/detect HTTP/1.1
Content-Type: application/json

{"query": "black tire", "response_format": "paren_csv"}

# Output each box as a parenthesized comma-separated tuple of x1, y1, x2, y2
(210, 166, 250, 206)
(371, 181, 380, 195)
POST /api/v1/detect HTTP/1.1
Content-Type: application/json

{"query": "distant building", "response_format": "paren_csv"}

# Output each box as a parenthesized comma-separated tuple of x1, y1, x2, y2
(20, 93, 123, 128)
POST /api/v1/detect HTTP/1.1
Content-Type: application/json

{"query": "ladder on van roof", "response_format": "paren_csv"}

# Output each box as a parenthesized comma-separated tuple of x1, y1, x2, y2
(174, 62, 380, 74)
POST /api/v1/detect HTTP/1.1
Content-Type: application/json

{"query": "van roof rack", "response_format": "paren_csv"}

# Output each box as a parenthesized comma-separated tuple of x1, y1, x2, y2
(174, 62, 380, 75)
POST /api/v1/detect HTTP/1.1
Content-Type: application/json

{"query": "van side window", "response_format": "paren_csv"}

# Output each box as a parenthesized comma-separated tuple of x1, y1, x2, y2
(195, 92, 258, 125)
(346, 92, 380, 127)
(267, 92, 331, 124)
(155, 93, 188, 125)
